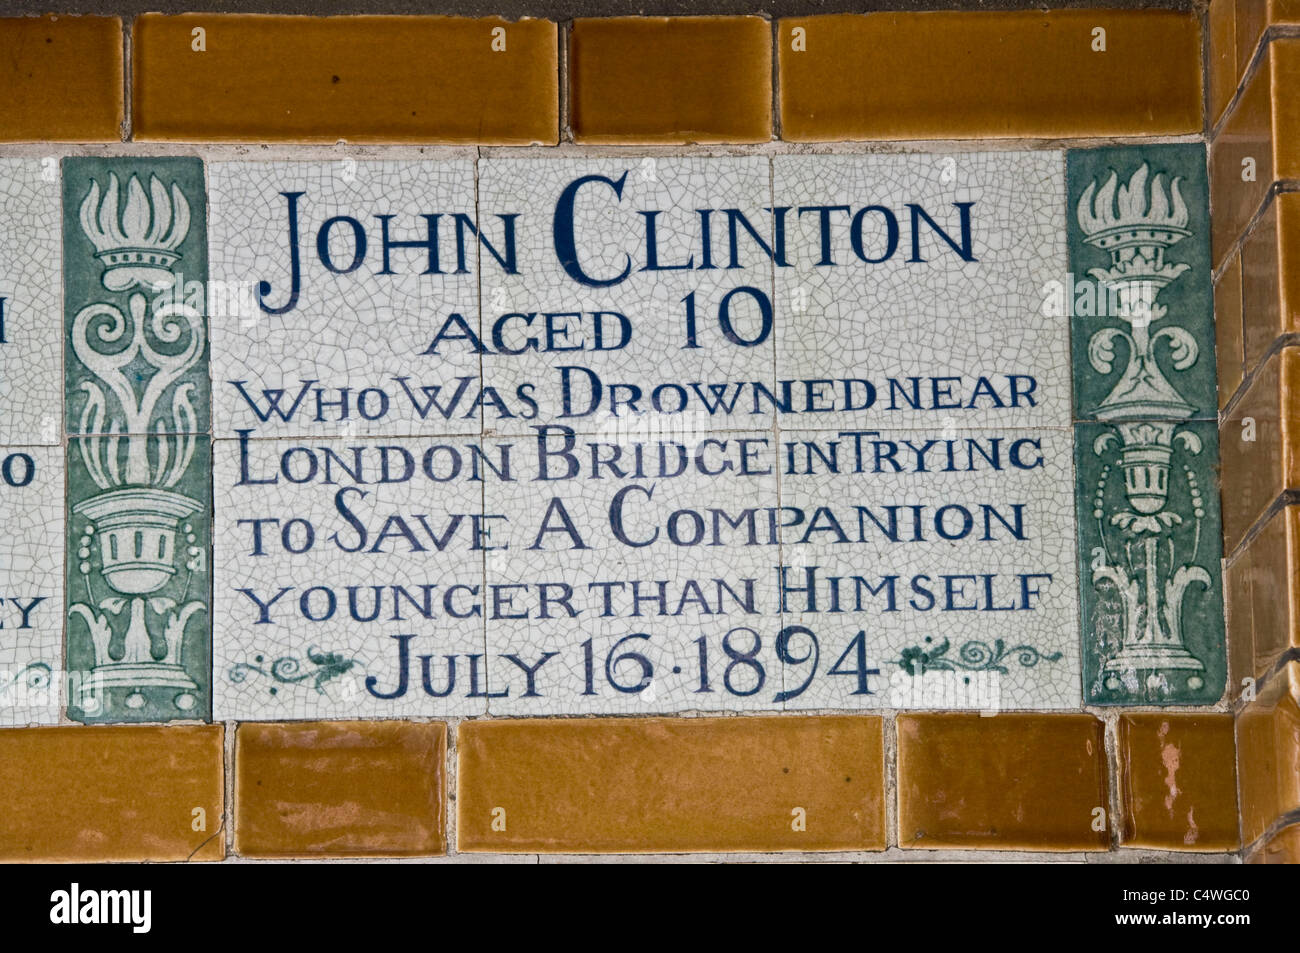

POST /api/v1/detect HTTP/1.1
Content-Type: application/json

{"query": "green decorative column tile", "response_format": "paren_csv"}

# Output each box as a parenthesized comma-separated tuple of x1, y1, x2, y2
(64, 157, 209, 436)
(1066, 144, 1217, 420)
(1075, 420, 1224, 705)
(1067, 144, 1225, 706)
(66, 440, 211, 722)
(62, 157, 212, 722)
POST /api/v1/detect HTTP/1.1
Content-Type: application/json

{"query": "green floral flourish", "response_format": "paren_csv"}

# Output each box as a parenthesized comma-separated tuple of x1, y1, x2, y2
(229, 647, 357, 695)
(896, 637, 1062, 675)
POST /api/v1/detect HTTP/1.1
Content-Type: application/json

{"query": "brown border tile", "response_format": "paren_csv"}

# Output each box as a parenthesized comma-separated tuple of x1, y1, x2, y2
(234, 721, 447, 858)
(1117, 713, 1240, 851)
(779, 11, 1200, 142)
(133, 13, 559, 143)
(569, 16, 772, 144)
(897, 713, 1109, 851)
(0, 725, 224, 862)
(0, 15, 123, 141)
(1236, 661, 1300, 845)
(457, 715, 885, 853)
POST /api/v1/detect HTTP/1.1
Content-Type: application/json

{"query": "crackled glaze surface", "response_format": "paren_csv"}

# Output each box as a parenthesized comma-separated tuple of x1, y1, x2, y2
(203, 150, 1109, 717)
(0, 446, 62, 726)
(0, 159, 61, 446)
(208, 160, 480, 439)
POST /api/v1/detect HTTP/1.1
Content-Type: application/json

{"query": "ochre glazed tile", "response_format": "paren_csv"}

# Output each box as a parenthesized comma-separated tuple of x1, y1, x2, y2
(568, 17, 772, 143)
(133, 14, 558, 143)
(1236, 662, 1300, 845)
(1220, 347, 1300, 551)
(1241, 198, 1282, 374)
(234, 721, 446, 858)
(896, 713, 1108, 851)
(0, 16, 123, 141)
(1210, 0, 1240, 124)
(1117, 713, 1239, 851)
(457, 716, 885, 853)
(777, 11, 1201, 142)
(1247, 821, 1300, 861)
(1209, 0, 1300, 123)
(0, 725, 224, 862)
(1211, 40, 1300, 267)
(1241, 193, 1300, 372)
(1226, 506, 1300, 694)
(1217, 253, 1246, 408)
(1279, 192, 1300, 337)
(1242, 1, 1300, 58)
(1211, 44, 1275, 266)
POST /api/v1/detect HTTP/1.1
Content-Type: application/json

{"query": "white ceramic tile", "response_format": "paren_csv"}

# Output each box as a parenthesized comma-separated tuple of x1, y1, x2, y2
(0, 446, 63, 725)
(0, 159, 61, 445)
(773, 152, 1069, 431)
(482, 429, 785, 713)
(478, 157, 777, 436)
(211, 436, 487, 719)
(778, 426, 1080, 710)
(208, 160, 480, 439)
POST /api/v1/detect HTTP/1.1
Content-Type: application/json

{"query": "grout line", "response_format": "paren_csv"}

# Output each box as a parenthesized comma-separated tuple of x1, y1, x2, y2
(445, 717, 459, 857)
(1231, 648, 1300, 717)
(58, 156, 71, 730)
(1217, 320, 1300, 426)
(0, 135, 1212, 161)
(120, 15, 132, 142)
(1222, 487, 1300, 569)
(1209, 180, 1300, 291)
(883, 712, 897, 850)
(224, 719, 237, 859)
(17, 707, 1243, 730)
(559, 19, 572, 144)
(1103, 711, 1123, 850)
(1241, 808, 1300, 859)
(1209, 24, 1300, 143)
(216, 847, 1239, 864)
(1199, 0, 1210, 144)
(769, 15, 780, 143)
(1233, 704, 1247, 860)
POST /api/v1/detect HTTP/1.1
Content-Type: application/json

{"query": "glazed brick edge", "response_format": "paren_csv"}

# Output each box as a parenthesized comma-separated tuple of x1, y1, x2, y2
(1210, 2, 1300, 863)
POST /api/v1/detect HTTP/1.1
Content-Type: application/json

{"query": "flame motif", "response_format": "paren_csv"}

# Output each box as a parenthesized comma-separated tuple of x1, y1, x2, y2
(1076, 163, 1189, 236)
(78, 173, 190, 292)
(79, 173, 190, 255)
